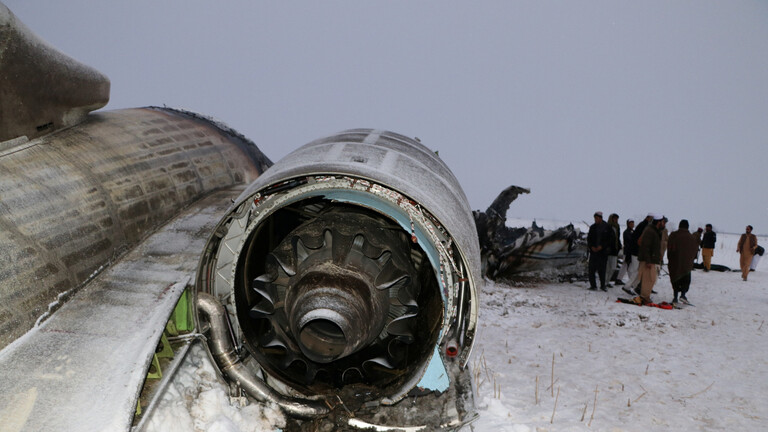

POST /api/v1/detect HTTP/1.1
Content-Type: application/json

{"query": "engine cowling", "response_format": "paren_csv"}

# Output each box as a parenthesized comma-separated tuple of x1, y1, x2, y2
(195, 129, 480, 423)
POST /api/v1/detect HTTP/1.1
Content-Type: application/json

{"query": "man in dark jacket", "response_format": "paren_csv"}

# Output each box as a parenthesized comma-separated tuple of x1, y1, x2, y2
(667, 219, 699, 304)
(637, 214, 665, 304)
(701, 224, 716, 271)
(587, 211, 611, 291)
(633, 214, 654, 246)
(604, 213, 622, 287)
(618, 218, 637, 286)
(625, 214, 653, 295)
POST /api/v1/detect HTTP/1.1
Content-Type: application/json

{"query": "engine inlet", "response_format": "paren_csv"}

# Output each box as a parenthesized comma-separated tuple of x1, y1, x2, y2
(245, 208, 424, 387)
(196, 129, 480, 416)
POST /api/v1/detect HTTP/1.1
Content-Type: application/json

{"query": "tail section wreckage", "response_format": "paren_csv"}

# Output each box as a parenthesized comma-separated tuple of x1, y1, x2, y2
(474, 186, 586, 281)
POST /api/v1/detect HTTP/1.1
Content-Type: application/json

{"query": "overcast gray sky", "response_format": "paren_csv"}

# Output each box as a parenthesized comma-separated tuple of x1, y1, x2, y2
(7, 1, 767, 234)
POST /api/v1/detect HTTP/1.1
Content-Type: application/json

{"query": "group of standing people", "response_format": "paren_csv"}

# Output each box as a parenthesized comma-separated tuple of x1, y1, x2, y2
(587, 211, 760, 305)
(587, 211, 663, 302)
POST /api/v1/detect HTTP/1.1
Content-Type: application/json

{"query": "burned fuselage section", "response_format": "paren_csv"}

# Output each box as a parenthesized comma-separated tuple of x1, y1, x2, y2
(475, 185, 587, 281)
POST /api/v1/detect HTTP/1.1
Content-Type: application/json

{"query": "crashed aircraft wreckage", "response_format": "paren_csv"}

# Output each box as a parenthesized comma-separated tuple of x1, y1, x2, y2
(0, 3, 477, 431)
(474, 185, 586, 281)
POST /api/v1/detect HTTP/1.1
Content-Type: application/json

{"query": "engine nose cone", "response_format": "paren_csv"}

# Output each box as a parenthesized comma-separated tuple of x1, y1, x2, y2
(288, 270, 388, 363)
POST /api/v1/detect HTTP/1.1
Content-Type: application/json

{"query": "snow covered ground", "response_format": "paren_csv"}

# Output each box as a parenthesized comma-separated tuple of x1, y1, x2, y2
(142, 345, 286, 431)
(471, 230, 767, 432)
(143, 230, 767, 431)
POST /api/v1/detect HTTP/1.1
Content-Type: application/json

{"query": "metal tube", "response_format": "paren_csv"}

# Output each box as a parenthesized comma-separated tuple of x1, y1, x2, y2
(132, 339, 197, 432)
(196, 292, 330, 419)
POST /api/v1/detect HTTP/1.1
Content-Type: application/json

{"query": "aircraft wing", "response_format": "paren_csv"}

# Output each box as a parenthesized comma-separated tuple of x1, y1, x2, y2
(0, 189, 239, 431)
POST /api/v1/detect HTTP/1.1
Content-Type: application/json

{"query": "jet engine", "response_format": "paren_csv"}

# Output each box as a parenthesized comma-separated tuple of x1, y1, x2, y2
(195, 129, 480, 429)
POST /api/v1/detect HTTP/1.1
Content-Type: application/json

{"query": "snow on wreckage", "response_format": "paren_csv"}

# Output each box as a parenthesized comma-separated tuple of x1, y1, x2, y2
(0, 3, 487, 431)
(191, 130, 481, 430)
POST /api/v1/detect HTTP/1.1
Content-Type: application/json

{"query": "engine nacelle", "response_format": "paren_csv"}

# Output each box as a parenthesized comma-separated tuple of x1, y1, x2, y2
(195, 129, 480, 428)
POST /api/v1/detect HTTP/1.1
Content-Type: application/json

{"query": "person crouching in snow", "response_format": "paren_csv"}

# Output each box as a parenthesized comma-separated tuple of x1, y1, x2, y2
(667, 219, 698, 305)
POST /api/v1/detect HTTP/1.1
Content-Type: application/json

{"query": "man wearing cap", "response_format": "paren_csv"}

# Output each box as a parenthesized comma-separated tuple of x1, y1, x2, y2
(636, 214, 666, 304)
(587, 211, 611, 291)
(737, 225, 758, 281)
(667, 219, 698, 304)
(701, 224, 716, 271)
